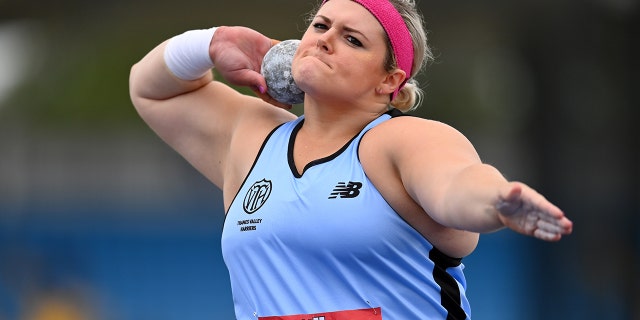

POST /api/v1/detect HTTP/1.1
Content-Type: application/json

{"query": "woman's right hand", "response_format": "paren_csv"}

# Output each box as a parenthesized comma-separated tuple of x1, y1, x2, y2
(210, 26, 291, 109)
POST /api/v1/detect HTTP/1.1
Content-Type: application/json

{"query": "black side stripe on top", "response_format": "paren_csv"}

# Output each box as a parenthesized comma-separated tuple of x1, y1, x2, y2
(429, 248, 468, 320)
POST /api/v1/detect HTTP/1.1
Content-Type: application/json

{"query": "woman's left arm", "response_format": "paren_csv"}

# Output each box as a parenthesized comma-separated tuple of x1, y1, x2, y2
(388, 117, 573, 241)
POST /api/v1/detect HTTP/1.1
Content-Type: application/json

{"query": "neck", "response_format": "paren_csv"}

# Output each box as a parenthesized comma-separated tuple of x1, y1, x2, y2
(300, 98, 388, 140)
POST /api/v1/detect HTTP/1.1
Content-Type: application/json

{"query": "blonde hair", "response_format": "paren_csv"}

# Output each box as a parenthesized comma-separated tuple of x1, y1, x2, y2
(385, 0, 432, 112)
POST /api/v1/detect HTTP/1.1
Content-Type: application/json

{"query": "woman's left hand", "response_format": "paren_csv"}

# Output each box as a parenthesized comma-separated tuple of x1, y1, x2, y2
(496, 182, 573, 241)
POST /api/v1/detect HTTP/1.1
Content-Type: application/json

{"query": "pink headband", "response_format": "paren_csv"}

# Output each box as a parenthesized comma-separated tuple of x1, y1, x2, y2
(321, 0, 414, 100)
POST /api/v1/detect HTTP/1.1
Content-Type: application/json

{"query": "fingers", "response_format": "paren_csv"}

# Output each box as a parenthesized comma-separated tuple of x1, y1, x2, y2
(536, 216, 572, 239)
(503, 182, 523, 201)
(497, 182, 573, 241)
(534, 229, 562, 242)
(224, 71, 292, 109)
(508, 209, 572, 242)
(536, 219, 565, 235)
(225, 69, 266, 88)
(533, 217, 573, 241)
(251, 87, 293, 110)
(242, 73, 293, 109)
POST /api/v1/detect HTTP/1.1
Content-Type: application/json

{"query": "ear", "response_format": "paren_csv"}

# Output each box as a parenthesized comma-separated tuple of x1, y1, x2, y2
(378, 69, 406, 95)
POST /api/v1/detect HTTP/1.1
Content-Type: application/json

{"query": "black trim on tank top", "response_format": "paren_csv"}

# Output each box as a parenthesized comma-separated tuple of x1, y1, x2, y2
(355, 108, 405, 162)
(287, 119, 359, 178)
(223, 123, 285, 226)
(386, 107, 405, 118)
(429, 247, 468, 320)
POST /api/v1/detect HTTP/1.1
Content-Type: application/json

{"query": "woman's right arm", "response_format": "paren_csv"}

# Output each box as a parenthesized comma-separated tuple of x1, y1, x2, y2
(129, 27, 294, 189)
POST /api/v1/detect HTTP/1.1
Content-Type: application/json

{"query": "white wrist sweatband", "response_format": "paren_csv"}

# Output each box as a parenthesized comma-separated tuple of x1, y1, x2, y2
(164, 27, 217, 80)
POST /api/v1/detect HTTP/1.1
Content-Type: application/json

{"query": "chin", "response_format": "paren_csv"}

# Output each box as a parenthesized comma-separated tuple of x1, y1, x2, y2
(292, 58, 321, 94)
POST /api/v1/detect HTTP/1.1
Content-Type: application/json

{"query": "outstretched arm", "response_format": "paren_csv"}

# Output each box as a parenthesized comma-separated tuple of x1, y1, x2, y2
(390, 117, 573, 241)
(435, 163, 572, 241)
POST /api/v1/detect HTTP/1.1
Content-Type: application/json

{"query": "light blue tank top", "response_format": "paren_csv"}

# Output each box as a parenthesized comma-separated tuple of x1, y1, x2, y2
(222, 111, 471, 319)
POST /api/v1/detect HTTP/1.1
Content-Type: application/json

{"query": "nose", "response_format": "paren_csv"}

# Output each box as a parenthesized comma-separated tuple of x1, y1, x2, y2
(316, 34, 333, 53)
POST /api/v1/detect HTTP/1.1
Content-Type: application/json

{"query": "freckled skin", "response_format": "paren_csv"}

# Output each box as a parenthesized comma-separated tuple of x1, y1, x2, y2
(261, 40, 305, 105)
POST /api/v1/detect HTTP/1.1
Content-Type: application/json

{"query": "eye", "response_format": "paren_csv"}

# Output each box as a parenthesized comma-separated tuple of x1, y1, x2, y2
(346, 35, 363, 47)
(312, 22, 329, 31)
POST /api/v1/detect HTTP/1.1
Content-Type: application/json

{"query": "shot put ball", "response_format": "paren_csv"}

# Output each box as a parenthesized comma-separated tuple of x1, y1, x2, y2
(261, 39, 304, 105)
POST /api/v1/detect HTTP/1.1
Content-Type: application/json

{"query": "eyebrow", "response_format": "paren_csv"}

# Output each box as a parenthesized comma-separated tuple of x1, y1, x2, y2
(315, 14, 370, 42)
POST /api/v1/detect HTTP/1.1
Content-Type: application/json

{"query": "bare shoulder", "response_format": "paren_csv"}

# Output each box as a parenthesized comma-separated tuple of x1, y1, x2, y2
(368, 116, 467, 140)
(360, 114, 480, 190)
(361, 115, 477, 161)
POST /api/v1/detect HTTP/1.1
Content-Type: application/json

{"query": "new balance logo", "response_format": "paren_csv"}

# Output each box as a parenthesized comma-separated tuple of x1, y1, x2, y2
(329, 181, 362, 199)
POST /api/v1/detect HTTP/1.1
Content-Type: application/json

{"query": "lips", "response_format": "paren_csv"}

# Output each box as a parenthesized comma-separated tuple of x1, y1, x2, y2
(308, 53, 331, 69)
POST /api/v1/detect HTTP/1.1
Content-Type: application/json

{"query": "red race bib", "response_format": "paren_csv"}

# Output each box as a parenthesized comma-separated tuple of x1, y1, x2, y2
(259, 307, 382, 320)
